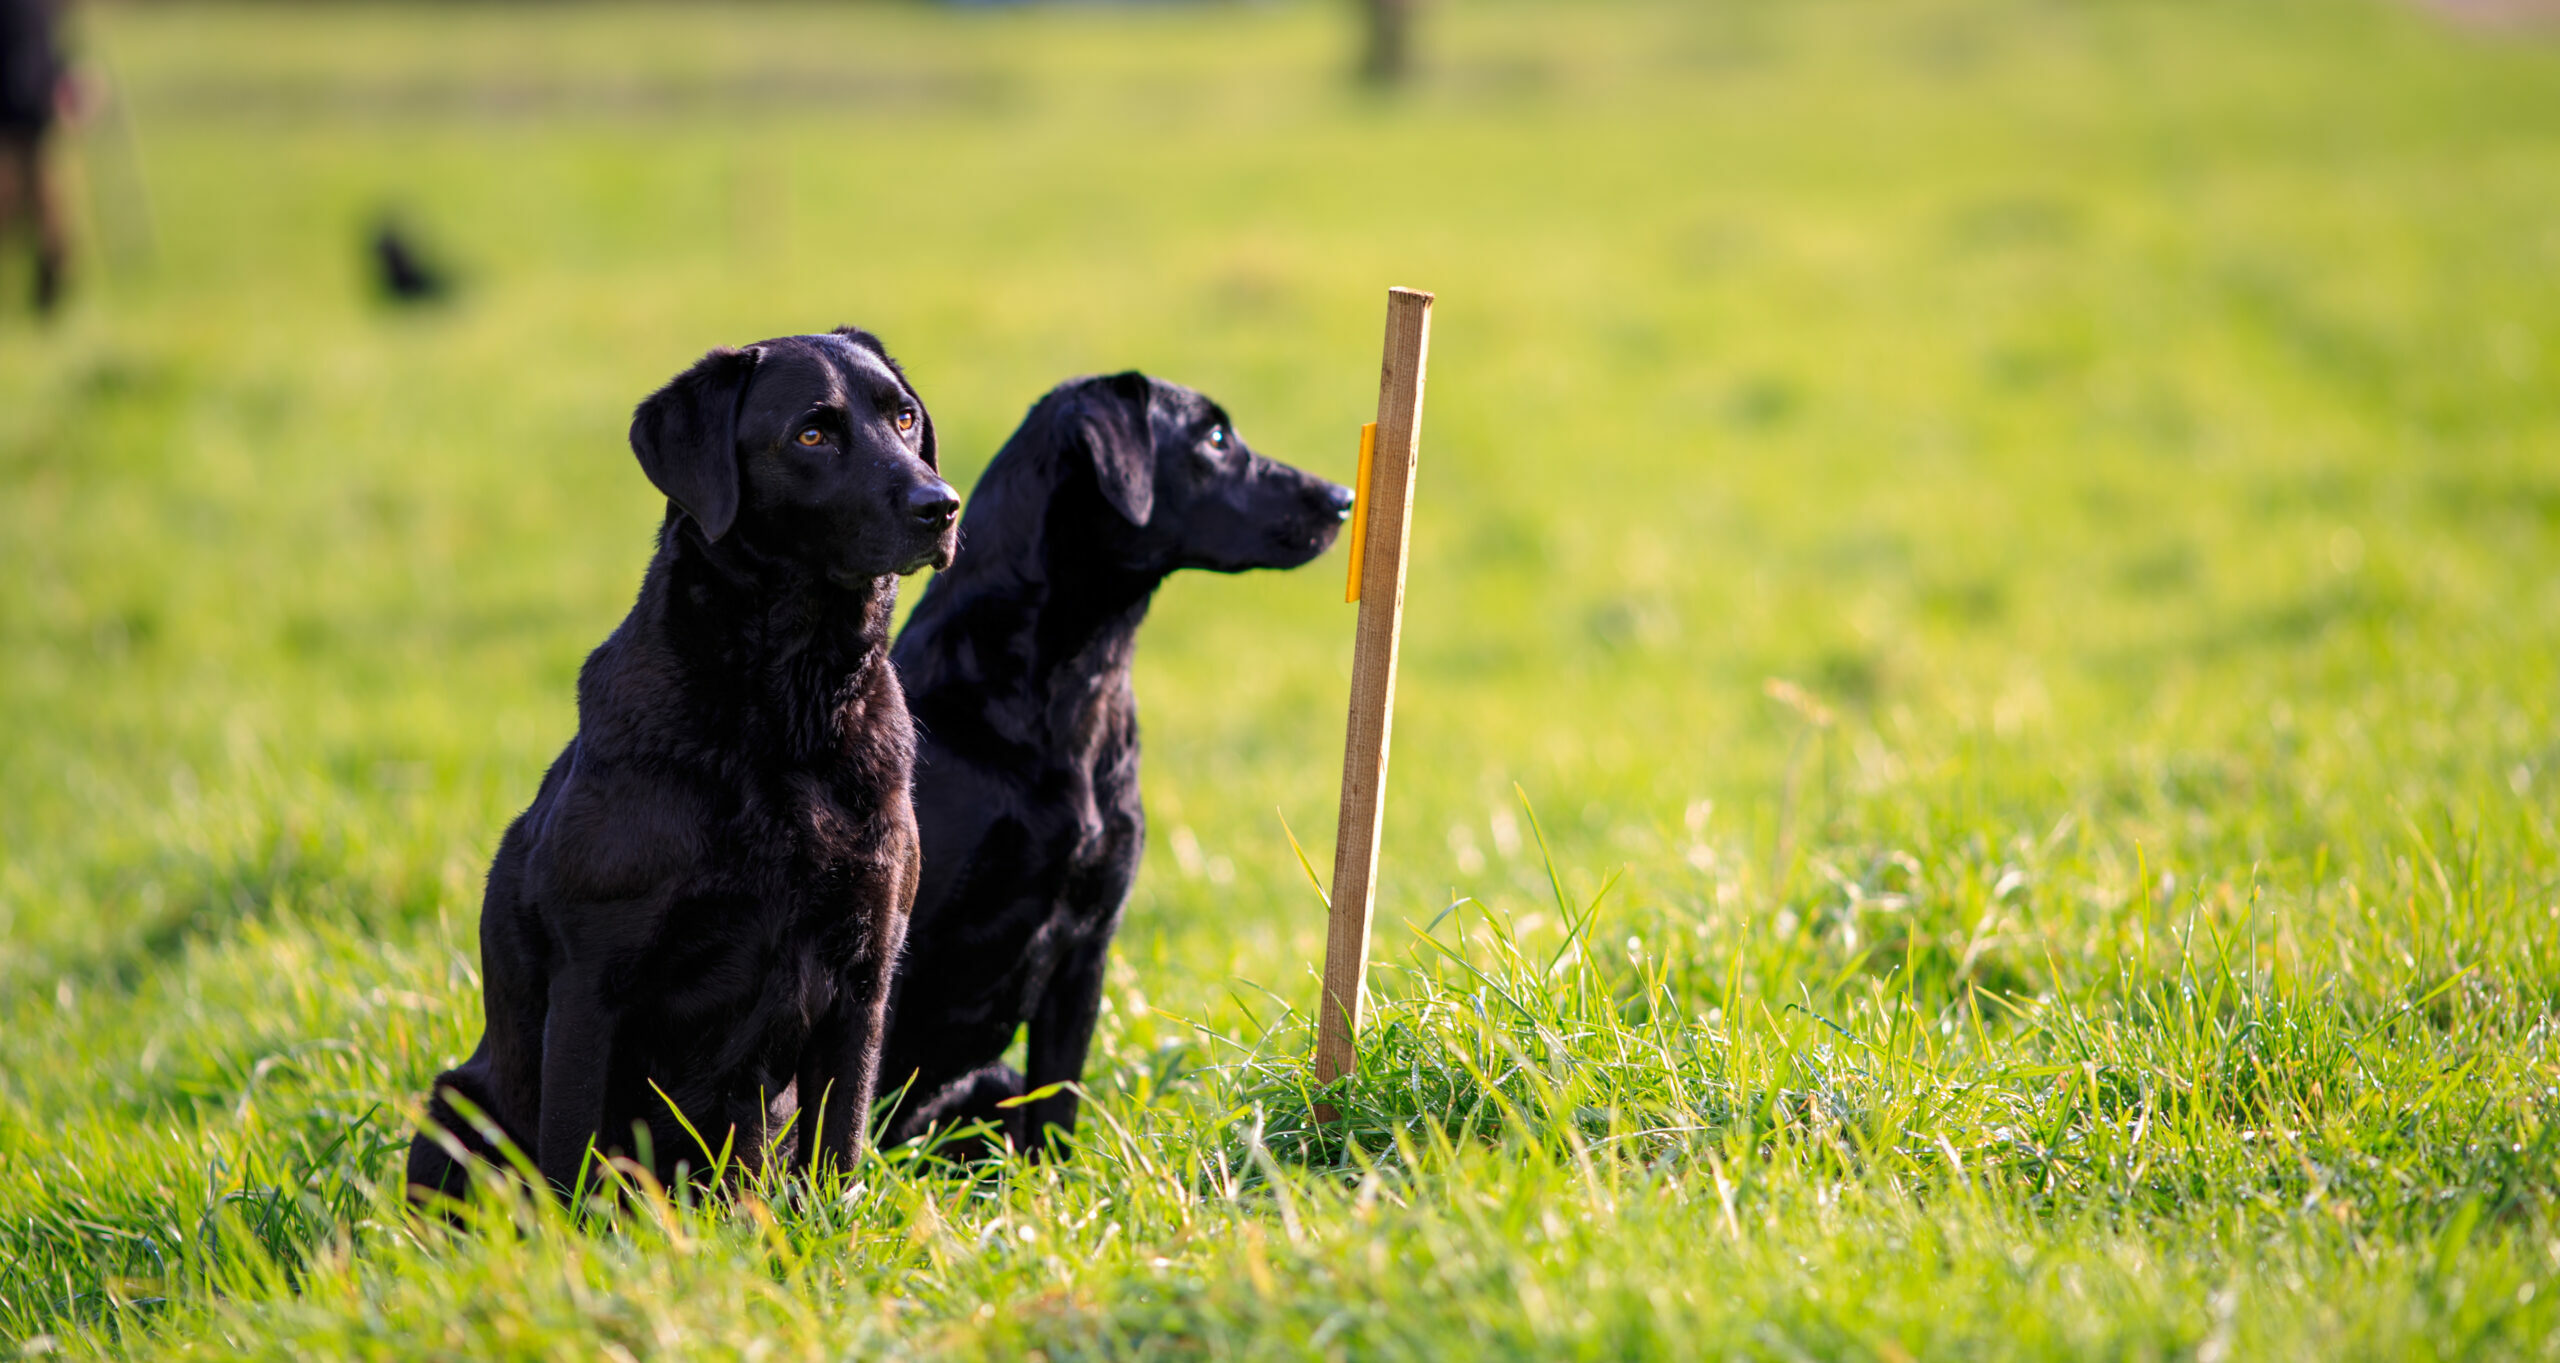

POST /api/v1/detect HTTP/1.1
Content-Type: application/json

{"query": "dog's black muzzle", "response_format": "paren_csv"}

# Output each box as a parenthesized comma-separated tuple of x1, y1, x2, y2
(899, 478, 963, 574)
(1276, 476, 1354, 562)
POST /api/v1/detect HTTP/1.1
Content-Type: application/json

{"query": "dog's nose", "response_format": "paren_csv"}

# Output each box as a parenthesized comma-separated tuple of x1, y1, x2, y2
(1323, 482, 1355, 521)
(906, 480, 961, 530)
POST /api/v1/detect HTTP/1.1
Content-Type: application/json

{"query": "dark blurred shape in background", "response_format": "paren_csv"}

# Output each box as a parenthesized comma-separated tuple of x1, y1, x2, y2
(0, 0, 69, 315)
(372, 215, 450, 306)
(1359, 0, 1416, 84)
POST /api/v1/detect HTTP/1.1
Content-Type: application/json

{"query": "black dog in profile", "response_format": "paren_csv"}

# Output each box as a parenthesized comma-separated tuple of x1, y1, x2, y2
(407, 329, 960, 1202)
(882, 372, 1351, 1154)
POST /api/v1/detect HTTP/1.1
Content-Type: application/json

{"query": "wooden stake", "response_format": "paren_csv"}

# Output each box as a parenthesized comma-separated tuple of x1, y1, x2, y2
(1316, 286, 1434, 1104)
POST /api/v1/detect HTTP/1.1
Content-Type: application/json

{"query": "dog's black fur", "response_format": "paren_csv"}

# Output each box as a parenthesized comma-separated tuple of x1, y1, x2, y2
(406, 329, 960, 1201)
(881, 372, 1351, 1154)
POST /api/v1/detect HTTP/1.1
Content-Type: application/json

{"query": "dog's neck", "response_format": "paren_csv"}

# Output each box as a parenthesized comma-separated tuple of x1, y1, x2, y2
(628, 517, 900, 763)
(900, 461, 1161, 749)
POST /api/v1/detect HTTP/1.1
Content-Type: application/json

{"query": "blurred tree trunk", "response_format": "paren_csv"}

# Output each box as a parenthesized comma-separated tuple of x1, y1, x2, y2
(1359, 0, 1415, 85)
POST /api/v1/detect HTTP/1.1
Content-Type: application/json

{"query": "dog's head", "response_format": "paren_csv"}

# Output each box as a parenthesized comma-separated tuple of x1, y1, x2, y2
(630, 329, 959, 581)
(1051, 371, 1352, 576)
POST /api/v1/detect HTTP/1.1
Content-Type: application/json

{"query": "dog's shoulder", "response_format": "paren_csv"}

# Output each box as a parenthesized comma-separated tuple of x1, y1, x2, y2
(520, 741, 712, 912)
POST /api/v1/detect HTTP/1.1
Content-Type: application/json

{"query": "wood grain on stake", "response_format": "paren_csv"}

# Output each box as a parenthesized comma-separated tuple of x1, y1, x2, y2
(1317, 286, 1433, 1102)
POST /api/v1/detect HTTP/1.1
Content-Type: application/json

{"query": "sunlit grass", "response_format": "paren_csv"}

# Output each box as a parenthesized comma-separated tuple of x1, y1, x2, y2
(2, 0, 2557, 1356)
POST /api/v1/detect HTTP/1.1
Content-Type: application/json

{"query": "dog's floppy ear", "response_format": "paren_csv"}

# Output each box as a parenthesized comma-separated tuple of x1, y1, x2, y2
(630, 346, 759, 542)
(1075, 371, 1155, 526)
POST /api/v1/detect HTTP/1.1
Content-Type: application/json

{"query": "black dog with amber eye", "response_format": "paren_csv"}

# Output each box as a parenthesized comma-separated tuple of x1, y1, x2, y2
(881, 372, 1351, 1157)
(407, 329, 958, 1202)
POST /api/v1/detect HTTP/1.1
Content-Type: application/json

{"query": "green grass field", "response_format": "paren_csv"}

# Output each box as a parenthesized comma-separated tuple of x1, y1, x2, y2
(3, 0, 2558, 1356)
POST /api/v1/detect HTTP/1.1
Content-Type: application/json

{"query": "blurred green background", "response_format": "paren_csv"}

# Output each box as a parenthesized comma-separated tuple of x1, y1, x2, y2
(1, 0, 2557, 1355)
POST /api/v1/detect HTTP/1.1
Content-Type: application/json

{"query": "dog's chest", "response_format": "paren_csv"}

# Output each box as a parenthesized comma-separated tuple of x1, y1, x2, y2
(646, 773, 886, 998)
(784, 769, 886, 874)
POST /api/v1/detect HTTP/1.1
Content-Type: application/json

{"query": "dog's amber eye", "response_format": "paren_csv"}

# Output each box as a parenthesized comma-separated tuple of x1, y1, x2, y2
(796, 427, 826, 448)
(1207, 426, 1228, 450)
(895, 407, 918, 435)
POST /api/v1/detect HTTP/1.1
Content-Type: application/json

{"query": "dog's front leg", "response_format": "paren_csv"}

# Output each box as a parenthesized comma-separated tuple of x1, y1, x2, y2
(1023, 936, 1110, 1152)
(798, 847, 916, 1173)
(537, 970, 615, 1195)
(792, 993, 883, 1175)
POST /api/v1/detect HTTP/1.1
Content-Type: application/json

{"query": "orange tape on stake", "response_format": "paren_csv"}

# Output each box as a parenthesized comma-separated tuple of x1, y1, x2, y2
(1345, 422, 1378, 603)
